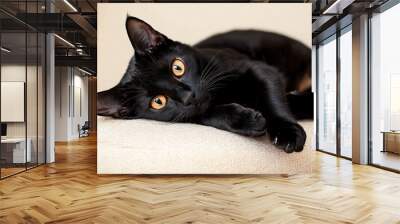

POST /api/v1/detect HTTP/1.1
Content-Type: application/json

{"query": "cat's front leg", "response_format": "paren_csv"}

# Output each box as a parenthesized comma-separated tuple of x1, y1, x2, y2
(198, 103, 266, 137)
(245, 60, 306, 153)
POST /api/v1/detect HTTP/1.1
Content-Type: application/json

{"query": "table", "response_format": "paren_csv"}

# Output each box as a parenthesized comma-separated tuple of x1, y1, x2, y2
(1, 138, 31, 163)
(381, 131, 400, 154)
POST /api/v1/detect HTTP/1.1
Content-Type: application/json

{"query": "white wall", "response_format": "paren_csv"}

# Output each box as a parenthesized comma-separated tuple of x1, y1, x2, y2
(71, 73, 89, 138)
(55, 66, 70, 141)
(55, 67, 89, 141)
(1, 65, 40, 138)
(1, 82, 25, 122)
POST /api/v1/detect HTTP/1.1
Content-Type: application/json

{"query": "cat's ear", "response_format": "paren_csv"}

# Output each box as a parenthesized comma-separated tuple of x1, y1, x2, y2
(97, 88, 130, 118)
(126, 16, 166, 55)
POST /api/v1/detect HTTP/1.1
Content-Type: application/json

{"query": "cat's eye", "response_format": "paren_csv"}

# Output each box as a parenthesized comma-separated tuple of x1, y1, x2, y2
(150, 95, 167, 110)
(171, 58, 185, 78)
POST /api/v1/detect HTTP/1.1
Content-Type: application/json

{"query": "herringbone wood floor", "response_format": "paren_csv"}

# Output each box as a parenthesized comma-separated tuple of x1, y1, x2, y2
(1, 135, 400, 224)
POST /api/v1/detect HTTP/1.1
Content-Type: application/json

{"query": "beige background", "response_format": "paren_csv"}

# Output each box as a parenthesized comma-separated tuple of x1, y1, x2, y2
(97, 3, 311, 92)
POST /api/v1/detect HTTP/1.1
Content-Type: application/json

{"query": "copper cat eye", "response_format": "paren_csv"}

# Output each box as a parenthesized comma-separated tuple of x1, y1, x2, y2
(150, 95, 167, 110)
(171, 58, 185, 77)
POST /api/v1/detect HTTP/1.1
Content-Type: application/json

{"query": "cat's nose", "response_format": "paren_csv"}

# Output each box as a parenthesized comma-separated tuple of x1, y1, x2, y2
(182, 92, 196, 106)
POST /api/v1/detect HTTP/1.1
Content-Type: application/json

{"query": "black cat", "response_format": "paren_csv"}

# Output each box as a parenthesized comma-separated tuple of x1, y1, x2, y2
(98, 17, 312, 153)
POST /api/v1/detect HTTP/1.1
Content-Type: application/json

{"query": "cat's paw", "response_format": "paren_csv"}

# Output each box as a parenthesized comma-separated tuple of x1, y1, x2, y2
(269, 121, 306, 153)
(114, 107, 136, 119)
(231, 106, 266, 136)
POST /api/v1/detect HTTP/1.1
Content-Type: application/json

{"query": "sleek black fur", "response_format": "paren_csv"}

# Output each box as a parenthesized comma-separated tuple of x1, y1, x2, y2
(98, 17, 312, 153)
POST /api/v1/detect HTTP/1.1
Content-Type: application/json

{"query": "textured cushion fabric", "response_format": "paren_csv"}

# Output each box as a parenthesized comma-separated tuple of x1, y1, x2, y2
(97, 116, 314, 174)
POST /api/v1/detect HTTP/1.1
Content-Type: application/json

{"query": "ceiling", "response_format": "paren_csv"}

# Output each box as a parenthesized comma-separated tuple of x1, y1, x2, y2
(0, 0, 391, 74)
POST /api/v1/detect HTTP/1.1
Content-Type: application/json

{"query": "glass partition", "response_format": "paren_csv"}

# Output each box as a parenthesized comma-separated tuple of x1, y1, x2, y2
(38, 32, 45, 165)
(0, 1, 46, 179)
(317, 35, 337, 154)
(1, 31, 28, 177)
(370, 3, 400, 171)
(27, 31, 38, 169)
(316, 24, 353, 159)
(339, 27, 352, 158)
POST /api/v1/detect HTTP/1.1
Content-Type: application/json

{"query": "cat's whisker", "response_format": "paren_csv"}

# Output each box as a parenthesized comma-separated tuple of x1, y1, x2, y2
(207, 80, 231, 89)
(200, 53, 221, 85)
(200, 53, 218, 78)
(202, 59, 222, 82)
(206, 72, 236, 87)
(203, 68, 221, 85)
(171, 112, 186, 123)
(200, 64, 215, 86)
(203, 72, 238, 94)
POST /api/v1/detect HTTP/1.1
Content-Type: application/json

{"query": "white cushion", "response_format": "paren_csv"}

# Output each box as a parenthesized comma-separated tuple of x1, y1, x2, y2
(97, 116, 314, 174)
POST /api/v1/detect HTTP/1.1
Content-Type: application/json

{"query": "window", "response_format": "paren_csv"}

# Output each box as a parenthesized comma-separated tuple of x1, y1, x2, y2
(317, 35, 337, 154)
(339, 27, 352, 158)
(316, 25, 353, 158)
(370, 3, 400, 171)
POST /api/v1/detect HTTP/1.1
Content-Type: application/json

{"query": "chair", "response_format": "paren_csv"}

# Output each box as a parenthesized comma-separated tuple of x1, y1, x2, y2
(78, 121, 90, 138)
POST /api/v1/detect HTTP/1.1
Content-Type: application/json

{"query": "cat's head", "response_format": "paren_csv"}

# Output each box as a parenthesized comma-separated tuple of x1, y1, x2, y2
(98, 17, 228, 122)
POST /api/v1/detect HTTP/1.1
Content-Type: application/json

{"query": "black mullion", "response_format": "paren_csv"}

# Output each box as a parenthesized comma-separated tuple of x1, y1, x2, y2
(0, 20, 2, 179)
(367, 11, 373, 166)
(36, 0, 39, 168)
(337, 34, 340, 156)
(43, 0, 47, 164)
(44, 31, 47, 164)
(24, 0, 28, 171)
(315, 45, 320, 150)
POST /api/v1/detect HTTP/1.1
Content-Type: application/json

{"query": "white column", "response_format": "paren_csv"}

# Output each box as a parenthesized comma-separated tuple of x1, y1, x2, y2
(46, 32, 55, 163)
(352, 14, 369, 164)
(45, 0, 56, 163)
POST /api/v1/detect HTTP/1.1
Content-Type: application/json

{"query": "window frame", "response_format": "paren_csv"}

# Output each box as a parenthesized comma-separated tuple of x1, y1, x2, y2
(315, 23, 353, 161)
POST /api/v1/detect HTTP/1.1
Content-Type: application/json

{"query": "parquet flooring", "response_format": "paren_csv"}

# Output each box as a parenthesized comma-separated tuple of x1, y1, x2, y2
(0, 167, 26, 178)
(1, 135, 400, 223)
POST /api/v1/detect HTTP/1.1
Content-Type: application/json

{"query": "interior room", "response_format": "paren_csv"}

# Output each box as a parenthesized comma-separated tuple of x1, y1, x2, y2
(1, 23, 46, 177)
(370, 4, 400, 171)
(1, 0, 400, 223)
